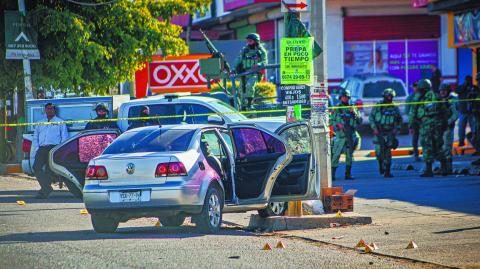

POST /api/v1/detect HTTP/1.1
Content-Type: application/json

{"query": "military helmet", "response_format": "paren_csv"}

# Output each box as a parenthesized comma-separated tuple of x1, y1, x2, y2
(383, 88, 396, 97)
(417, 79, 432, 90)
(246, 33, 260, 42)
(94, 103, 109, 112)
(340, 89, 351, 98)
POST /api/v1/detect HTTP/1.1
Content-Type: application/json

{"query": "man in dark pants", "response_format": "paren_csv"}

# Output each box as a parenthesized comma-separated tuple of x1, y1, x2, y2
(85, 103, 119, 130)
(405, 81, 421, 161)
(33, 103, 68, 198)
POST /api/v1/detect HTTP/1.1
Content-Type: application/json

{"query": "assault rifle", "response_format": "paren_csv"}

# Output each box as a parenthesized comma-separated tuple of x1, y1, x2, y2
(199, 29, 231, 74)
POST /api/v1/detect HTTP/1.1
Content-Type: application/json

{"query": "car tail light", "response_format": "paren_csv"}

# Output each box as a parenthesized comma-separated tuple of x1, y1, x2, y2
(85, 165, 109, 180)
(22, 139, 32, 153)
(355, 99, 364, 110)
(155, 162, 187, 177)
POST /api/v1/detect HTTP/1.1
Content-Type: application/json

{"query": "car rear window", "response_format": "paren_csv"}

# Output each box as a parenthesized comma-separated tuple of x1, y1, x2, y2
(103, 128, 195, 154)
(363, 81, 406, 98)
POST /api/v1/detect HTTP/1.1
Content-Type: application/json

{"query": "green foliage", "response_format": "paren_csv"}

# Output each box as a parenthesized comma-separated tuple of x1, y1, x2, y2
(0, 0, 210, 96)
(211, 81, 277, 104)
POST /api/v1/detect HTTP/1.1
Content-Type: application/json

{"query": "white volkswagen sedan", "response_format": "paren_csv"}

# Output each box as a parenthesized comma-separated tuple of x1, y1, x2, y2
(51, 122, 319, 233)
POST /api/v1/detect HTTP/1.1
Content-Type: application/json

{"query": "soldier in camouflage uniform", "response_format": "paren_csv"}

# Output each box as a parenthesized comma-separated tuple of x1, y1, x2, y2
(438, 84, 459, 175)
(233, 33, 268, 111)
(331, 89, 362, 180)
(369, 88, 402, 178)
(408, 79, 445, 177)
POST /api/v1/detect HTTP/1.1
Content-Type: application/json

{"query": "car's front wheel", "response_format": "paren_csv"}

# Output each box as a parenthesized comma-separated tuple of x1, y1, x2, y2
(91, 214, 119, 233)
(258, 202, 288, 218)
(196, 186, 223, 233)
(159, 216, 186, 227)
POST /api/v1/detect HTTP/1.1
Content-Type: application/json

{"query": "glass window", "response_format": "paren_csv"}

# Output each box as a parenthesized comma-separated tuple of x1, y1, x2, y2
(201, 131, 224, 158)
(219, 130, 234, 153)
(78, 134, 118, 163)
(191, 104, 215, 124)
(208, 101, 247, 122)
(261, 132, 286, 154)
(279, 125, 311, 154)
(104, 128, 194, 154)
(128, 104, 196, 126)
(232, 128, 268, 158)
(363, 81, 406, 98)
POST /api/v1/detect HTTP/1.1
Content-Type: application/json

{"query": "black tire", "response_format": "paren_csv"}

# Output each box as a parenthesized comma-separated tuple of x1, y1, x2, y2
(159, 216, 186, 227)
(63, 179, 83, 199)
(196, 186, 223, 233)
(91, 214, 119, 233)
(258, 202, 288, 218)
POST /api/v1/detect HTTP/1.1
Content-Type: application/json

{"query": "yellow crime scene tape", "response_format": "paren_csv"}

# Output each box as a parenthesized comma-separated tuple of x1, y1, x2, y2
(1, 97, 479, 128)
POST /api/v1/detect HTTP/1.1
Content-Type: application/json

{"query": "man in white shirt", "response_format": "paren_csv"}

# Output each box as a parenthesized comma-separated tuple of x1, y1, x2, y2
(33, 103, 68, 199)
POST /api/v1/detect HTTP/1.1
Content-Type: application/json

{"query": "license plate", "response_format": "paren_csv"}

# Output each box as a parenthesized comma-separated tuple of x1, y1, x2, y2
(119, 191, 142, 202)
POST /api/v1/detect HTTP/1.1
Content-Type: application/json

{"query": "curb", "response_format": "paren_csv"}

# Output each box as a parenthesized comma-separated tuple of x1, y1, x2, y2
(248, 212, 372, 231)
(367, 148, 422, 158)
(0, 163, 22, 175)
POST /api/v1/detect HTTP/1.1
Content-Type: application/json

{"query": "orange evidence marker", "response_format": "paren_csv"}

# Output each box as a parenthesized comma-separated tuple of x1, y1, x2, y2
(364, 244, 374, 253)
(369, 243, 379, 250)
(16, 200, 26, 206)
(80, 209, 89, 215)
(275, 241, 286, 249)
(406, 241, 418, 249)
(262, 243, 272, 250)
(355, 239, 367, 248)
(155, 221, 161, 227)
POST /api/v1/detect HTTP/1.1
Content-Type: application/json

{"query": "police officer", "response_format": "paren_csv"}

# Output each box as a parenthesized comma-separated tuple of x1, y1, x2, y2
(127, 105, 160, 130)
(408, 79, 444, 177)
(438, 84, 458, 175)
(33, 103, 68, 198)
(405, 81, 421, 161)
(331, 89, 362, 180)
(370, 88, 402, 178)
(233, 33, 268, 111)
(85, 103, 119, 130)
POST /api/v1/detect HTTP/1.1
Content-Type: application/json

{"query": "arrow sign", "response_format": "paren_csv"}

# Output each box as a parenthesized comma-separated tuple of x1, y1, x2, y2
(285, 2, 307, 9)
(281, 0, 310, 12)
(15, 32, 30, 42)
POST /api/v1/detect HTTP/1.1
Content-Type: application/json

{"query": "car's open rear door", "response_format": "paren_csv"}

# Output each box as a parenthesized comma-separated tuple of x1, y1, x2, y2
(49, 129, 119, 198)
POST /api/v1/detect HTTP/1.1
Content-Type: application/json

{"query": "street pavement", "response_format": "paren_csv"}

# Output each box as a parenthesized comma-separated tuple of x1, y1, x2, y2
(0, 154, 479, 268)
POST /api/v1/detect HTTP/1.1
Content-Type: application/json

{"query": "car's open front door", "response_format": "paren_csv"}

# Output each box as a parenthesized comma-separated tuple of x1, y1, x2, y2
(227, 125, 292, 205)
(269, 122, 320, 202)
(49, 130, 120, 198)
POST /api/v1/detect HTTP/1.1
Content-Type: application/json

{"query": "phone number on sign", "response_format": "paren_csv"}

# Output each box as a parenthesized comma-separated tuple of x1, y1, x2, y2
(282, 74, 311, 80)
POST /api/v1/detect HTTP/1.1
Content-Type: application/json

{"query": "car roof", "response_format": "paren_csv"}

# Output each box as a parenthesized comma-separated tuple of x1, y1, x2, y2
(125, 124, 224, 133)
(123, 95, 222, 106)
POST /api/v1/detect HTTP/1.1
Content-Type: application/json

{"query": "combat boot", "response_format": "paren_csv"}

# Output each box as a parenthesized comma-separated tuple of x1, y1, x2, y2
(345, 165, 355, 180)
(384, 163, 393, 178)
(440, 159, 448, 176)
(420, 162, 434, 177)
(332, 167, 336, 181)
(378, 159, 384, 175)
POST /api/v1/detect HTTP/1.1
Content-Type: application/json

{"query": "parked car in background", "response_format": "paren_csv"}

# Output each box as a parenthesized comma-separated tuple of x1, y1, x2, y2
(51, 122, 319, 233)
(339, 74, 409, 127)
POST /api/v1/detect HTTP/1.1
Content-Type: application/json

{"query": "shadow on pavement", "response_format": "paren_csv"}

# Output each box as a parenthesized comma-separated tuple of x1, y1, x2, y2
(0, 190, 81, 204)
(0, 226, 252, 244)
(334, 156, 480, 216)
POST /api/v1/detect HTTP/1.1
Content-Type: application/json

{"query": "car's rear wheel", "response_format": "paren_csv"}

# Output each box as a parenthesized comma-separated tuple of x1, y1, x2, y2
(196, 186, 223, 233)
(91, 214, 119, 233)
(258, 202, 288, 218)
(159, 216, 186, 227)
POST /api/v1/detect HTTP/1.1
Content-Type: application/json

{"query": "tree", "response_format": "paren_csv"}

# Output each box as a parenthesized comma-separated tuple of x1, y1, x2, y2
(0, 0, 210, 95)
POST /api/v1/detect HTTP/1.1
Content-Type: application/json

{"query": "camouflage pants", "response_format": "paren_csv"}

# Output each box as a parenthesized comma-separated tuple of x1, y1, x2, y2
(331, 136, 354, 168)
(420, 123, 444, 163)
(442, 128, 454, 159)
(374, 133, 397, 166)
(239, 74, 258, 110)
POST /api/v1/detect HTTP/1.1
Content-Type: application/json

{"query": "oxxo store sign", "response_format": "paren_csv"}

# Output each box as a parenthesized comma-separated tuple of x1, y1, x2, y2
(134, 55, 211, 98)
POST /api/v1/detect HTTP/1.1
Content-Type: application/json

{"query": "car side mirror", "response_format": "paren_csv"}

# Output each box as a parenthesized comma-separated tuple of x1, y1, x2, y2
(207, 115, 225, 125)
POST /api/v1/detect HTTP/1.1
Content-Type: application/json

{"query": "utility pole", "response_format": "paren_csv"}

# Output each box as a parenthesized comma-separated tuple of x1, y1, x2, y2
(310, 0, 332, 192)
(18, 0, 34, 100)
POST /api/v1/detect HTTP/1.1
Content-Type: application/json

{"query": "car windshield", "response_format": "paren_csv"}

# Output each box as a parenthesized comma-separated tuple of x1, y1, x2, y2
(363, 81, 406, 98)
(103, 128, 195, 154)
(209, 100, 247, 122)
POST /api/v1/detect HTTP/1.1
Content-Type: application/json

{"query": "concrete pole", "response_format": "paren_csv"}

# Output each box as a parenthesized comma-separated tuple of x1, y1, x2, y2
(18, 0, 34, 100)
(310, 0, 332, 193)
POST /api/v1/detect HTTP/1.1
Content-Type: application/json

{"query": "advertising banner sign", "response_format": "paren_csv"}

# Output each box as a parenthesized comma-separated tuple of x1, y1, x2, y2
(280, 37, 314, 85)
(454, 9, 480, 46)
(4, 11, 40, 60)
(279, 84, 310, 106)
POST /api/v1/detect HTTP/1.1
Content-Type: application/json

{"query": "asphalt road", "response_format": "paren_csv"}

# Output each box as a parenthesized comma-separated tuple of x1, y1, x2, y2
(0, 173, 453, 269)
